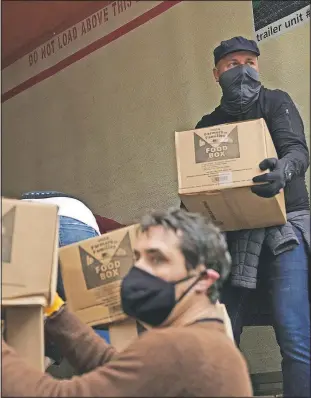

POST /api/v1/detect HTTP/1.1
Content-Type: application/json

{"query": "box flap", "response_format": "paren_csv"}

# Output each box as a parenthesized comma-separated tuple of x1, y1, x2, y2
(2, 296, 47, 306)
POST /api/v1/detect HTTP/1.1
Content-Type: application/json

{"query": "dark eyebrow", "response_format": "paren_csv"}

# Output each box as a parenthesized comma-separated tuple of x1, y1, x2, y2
(227, 57, 239, 62)
(228, 56, 256, 62)
(134, 248, 166, 258)
(145, 248, 163, 255)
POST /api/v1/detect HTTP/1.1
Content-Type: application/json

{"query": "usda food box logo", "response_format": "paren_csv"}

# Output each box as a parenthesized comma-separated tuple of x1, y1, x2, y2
(194, 126, 240, 163)
(79, 232, 133, 290)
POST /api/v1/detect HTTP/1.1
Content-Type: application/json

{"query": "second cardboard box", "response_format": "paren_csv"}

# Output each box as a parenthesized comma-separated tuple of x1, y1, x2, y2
(175, 118, 286, 231)
(59, 224, 139, 327)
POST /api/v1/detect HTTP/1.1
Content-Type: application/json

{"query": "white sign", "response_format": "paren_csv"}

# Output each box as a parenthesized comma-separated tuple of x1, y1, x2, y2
(254, 4, 310, 43)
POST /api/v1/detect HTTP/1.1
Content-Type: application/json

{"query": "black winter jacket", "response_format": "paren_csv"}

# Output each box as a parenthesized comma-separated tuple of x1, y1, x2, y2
(196, 87, 310, 213)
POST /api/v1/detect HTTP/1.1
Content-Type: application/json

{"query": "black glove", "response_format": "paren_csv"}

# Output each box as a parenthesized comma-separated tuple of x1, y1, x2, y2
(251, 158, 291, 198)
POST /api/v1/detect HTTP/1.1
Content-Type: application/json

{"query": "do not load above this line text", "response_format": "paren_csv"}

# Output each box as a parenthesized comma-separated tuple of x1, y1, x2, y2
(28, 1, 139, 67)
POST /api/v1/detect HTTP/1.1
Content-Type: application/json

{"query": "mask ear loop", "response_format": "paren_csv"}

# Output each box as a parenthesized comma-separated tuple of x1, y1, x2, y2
(175, 270, 207, 304)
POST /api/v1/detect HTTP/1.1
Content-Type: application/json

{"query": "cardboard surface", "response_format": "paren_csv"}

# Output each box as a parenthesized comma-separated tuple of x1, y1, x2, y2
(60, 225, 139, 327)
(180, 188, 286, 231)
(175, 118, 277, 193)
(109, 318, 142, 352)
(216, 302, 234, 342)
(4, 305, 45, 371)
(176, 119, 286, 230)
(1, 198, 59, 305)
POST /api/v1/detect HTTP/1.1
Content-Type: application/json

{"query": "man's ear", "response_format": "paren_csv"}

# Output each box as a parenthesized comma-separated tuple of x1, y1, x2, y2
(194, 266, 220, 293)
(213, 67, 220, 83)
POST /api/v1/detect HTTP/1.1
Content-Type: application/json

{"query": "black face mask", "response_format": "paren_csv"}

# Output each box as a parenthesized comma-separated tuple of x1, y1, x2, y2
(121, 266, 204, 327)
(219, 64, 261, 115)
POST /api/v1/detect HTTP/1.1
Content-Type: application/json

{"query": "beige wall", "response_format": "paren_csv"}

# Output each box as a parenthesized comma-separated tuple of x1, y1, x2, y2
(2, 1, 309, 223)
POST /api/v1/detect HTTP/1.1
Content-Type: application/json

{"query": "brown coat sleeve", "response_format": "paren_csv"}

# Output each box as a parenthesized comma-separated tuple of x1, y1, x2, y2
(2, 308, 252, 397)
(45, 307, 117, 373)
(2, 322, 179, 397)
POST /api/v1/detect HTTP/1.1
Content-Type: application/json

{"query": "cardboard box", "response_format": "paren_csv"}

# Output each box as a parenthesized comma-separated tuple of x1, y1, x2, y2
(2, 198, 58, 371)
(59, 225, 139, 327)
(3, 298, 46, 371)
(2, 198, 59, 305)
(175, 119, 286, 231)
(109, 318, 149, 352)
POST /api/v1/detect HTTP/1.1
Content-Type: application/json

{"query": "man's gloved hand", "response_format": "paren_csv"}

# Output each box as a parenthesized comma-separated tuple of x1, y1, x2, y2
(251, 158, 290, 198)
(44, 293, 65, 318)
